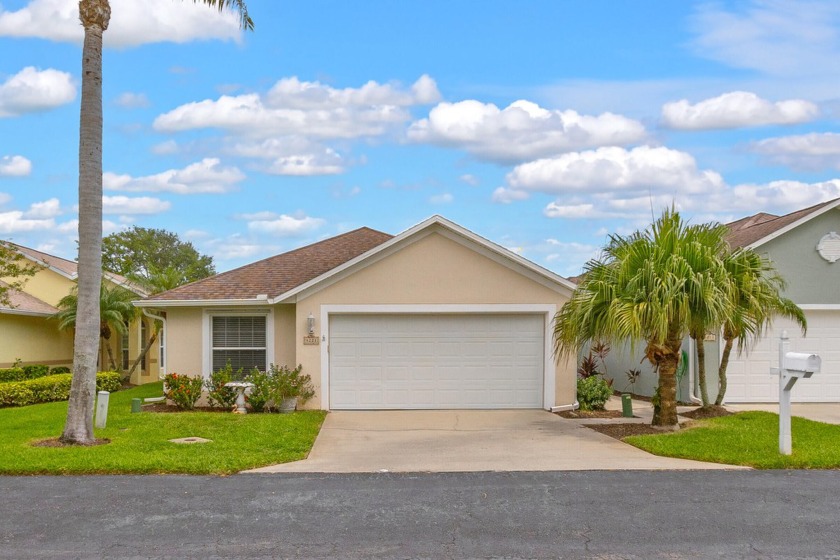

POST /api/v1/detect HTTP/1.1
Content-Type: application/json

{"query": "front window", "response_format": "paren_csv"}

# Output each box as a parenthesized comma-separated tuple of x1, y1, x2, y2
(211, 315, 267, 373)
(121, 321, 130, 371)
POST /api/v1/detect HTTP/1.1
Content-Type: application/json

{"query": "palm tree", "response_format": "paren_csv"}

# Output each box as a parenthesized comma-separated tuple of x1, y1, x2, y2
(62, 0, 253, 444)
(54, 284, 137, 372)
(554, 209, 731, 428)
(713, 249, 806, 405)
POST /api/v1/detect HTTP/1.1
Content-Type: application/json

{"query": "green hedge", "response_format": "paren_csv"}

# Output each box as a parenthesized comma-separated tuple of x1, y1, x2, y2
(0, 372, 122, 407)
(0, 365, 62, 383)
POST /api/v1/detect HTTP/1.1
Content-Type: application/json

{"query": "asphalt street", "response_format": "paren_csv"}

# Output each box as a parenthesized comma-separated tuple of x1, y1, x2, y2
(2, 470, 839, 559)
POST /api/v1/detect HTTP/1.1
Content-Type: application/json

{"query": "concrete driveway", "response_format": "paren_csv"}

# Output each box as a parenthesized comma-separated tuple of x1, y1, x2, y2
(247, 409, 744, 473)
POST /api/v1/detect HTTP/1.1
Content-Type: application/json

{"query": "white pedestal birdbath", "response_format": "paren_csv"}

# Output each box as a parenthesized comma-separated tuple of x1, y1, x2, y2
(224, 382, 255, 414)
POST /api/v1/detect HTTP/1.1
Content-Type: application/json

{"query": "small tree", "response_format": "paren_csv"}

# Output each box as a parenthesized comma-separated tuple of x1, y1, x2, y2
(54, 283, 137, 371)
(554, 209, 731, 428)
(0, 241, 38, 308)
(713, 248, 806, 405)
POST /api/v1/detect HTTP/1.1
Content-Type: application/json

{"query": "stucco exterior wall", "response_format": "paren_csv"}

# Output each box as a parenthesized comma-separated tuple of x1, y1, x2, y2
(2, 266, 71, 307)
(758, 208, 840, 304)
(164, 307, 205, 376)
(0, 314, 73, 368)
(295, 231, 576, 409)
(274, 304, 296, 368)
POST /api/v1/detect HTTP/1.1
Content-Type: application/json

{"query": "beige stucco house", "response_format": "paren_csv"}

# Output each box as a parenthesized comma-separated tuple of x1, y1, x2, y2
(0, 243, 162, 384)
(136, 216, 578, 411)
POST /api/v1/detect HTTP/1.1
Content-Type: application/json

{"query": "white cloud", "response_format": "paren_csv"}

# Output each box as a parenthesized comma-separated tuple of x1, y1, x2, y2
(0, 198, 67, 232)
(661, 91, 818, 130)
(460, 174, 479, 186)
(102, 196, 171, 215)
(103, 158, 245, 194)
(429, 193, 453, 204)
(491, 187, 530, 204)
(0, 193, 10, 205)
(689, 1, 840, 77)
(408, 99, 646, 163)
(151, 140, 179, 155)
(264, 75, 439, 109)
(0, 155, 32, 176)
(0, 67, 75, 117)
(154, 75, 436, 140)
(114, 92, 150, 109)
(239, 212, 325, 236)
(227, 138, 345, 176)
(505, 146, 724, 196)
(0, 0, 242, 47)
(751, 132, 840, 170)
(24, 198, 61, 219)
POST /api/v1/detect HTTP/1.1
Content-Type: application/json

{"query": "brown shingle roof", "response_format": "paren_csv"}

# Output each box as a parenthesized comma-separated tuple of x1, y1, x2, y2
(0, 281, 57, 316)
(146, 227, 393, 301)
(726, 199, 840, 249)
(11, 243, 78, 276)
(9, 242, 145, 295)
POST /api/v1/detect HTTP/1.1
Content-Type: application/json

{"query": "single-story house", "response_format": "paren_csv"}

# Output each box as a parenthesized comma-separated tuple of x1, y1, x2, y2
(135, 216, 578, 411)
(0, 243, 161, 384)
(600, 198, 840, 404)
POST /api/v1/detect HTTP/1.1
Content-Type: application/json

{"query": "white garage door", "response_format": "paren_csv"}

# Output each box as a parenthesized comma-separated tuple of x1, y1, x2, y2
(724, 310, 840, 403)
(329, 314, 545, 409)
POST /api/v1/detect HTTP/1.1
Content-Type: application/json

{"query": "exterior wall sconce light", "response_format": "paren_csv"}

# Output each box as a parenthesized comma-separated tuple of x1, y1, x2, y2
(307, 312, 316, 335)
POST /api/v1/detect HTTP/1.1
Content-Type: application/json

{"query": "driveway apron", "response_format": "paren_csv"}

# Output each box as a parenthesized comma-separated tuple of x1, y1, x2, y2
(246, 409, 744, 473)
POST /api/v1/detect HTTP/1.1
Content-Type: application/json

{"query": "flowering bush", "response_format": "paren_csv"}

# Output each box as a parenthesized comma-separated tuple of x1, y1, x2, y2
(164, 373, 203, 410)
(204, 361, 241, 409)
(244, 367, 271, 412)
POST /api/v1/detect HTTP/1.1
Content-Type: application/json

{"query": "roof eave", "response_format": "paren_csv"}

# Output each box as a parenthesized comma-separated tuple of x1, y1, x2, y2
(133, 297, 271, 308)
(744, 199, 840, 250)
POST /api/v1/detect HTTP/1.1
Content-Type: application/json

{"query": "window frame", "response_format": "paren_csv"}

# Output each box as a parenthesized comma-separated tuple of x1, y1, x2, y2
(202, 309, 274, 378)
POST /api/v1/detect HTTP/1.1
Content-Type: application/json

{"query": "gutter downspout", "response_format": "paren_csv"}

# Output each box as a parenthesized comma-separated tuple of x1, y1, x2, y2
(141, 308, 167, 404)
(550, 400, 579, 412)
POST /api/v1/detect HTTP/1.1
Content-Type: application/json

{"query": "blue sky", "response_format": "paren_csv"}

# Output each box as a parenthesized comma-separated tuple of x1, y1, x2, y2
(1, 0, 839, 276)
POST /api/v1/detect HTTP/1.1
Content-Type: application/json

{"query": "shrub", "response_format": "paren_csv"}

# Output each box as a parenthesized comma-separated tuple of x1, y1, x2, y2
(245, 367, 272, 412)
(0, 365, 55, 383)
(204, 361, 242, 409)
(22, 364, 50, 379)
(577, 376, 612, 411)
(0, 372, 122, 407)
(164, 373, 203, 410)
(50, 366, 71, 375)
(0, 368, 26, 383)
(269, 363, 314, 404)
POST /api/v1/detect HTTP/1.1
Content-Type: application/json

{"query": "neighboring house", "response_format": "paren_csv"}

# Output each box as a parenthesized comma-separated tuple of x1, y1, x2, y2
(135, 216, 578, 411)
(599, 199, 840, 404)
(0, 243, 161, 384)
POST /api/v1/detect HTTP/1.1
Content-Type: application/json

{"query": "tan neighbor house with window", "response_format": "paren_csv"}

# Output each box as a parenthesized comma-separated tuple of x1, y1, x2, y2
(135, 216, 578, 411)
(0, 243, 162, 384)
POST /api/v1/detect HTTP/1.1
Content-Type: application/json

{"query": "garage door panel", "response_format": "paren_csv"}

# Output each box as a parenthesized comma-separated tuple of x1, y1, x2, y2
(330, 314, 544, 409)
(725, 311, 840, 403)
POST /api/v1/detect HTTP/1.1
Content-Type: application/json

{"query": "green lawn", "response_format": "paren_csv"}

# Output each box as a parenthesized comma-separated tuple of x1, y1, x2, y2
(626, 411, 840, 469)
(0, 382, 326, 475)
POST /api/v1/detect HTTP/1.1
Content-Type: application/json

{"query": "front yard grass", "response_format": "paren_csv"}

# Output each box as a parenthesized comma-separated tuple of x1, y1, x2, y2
(0, 382, 326, 475)
(626, 411, 840, 469)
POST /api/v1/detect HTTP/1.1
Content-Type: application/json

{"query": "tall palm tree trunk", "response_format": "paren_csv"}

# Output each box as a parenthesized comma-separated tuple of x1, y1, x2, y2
(61, 0, 110, 445)
(652, 334, 683, 428)
(126, 330, 157, 379)
(715, 337, 734, 406)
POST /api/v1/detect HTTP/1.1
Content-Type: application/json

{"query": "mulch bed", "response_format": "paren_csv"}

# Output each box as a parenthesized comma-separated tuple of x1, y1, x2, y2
(585, 423, 689, 440)
(142, 404, 231, 413)
(680, 405, 732, 420)
(555, 409, 626, 419)
(31, 437, 111, 447)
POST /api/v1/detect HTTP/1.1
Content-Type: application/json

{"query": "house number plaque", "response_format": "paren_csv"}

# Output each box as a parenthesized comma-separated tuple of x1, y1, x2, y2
(303, 336, 319, 345)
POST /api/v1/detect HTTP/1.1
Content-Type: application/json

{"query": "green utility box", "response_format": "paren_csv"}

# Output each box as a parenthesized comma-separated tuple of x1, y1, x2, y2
(131, 398, 142, 413)
(621, 394, 633, 417)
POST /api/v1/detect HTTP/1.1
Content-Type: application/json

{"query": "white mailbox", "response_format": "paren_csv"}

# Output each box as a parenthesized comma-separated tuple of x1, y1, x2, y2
(783, 352, 821, 377)
(774, 332, 821, 455)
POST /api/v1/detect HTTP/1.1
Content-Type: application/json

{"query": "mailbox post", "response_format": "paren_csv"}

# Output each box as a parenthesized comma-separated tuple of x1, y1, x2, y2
(771, 331, 821, 455)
